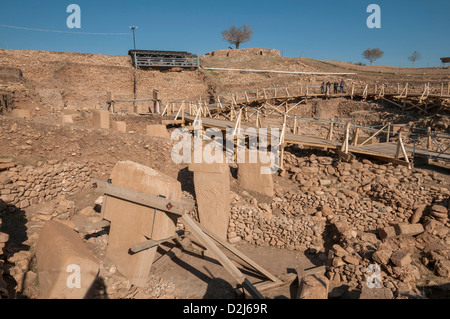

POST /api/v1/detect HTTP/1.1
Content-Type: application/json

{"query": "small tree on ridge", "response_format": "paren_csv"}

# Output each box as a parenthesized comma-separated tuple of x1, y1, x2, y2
(362, 48, 384, 65)
(222, 24, 253, 49)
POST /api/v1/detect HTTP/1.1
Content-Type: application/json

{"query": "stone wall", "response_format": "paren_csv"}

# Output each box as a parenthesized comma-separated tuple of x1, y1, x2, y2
(205, 48, 281, 58)
(0, 161, 92, 209)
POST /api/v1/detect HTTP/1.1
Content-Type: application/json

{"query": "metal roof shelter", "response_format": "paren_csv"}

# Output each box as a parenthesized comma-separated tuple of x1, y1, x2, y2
(128, 50, 199, 69)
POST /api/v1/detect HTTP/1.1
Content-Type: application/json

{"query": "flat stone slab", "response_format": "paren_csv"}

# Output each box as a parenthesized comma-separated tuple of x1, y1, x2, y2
(35, 220, 99, 299)
(189, 162, 230, 240)
(146, 124, 171, 139)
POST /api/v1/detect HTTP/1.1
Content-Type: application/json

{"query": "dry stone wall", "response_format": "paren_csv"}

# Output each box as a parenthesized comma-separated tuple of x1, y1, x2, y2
(0, 161, 92, 209)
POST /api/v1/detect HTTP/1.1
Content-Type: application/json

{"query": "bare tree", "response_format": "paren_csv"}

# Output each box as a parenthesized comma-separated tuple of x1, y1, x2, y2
(362, 48, 384, 65)
(408, 51, 422, 67)
(221, 24, 253, 49)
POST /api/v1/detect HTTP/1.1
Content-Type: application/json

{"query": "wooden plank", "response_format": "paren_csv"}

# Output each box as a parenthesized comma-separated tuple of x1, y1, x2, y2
(0, 158, 13, 163)
(242, 278, 265, 299)
(196, 221, 279, 283)
(254, 273, 296, 292)
(181, 215, 264, 298)
(91, 179, 193, 216)
(162, 119, 185, 125)
(130, 230, 185, 253)
(180, 215, 245, 284)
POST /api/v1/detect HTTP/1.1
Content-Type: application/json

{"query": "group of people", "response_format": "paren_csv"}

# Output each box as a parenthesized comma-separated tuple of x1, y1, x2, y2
(321, 79, 346, 94)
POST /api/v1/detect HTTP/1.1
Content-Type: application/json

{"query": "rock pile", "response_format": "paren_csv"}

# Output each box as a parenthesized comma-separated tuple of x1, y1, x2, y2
(282, 151, 449, 233)
(228, 151, 448, 252)
(323, 198, 449, 296)
(0, 160, 92, 209)
(227, 149, 449, 298)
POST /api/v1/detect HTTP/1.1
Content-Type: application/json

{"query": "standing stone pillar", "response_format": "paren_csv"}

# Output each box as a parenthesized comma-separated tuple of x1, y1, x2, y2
(104, 161, 181, 287)
(188, 162, 230, 241)
(237, 150, 274, 197)
(92, 109, 110, 129)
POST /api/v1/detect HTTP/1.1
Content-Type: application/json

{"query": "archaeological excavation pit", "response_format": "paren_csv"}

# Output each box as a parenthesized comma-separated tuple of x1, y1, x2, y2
(0, 47, 449, 301)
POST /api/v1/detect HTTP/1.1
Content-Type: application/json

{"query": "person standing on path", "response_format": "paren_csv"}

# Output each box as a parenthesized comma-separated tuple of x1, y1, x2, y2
(340, 79, 346, 93)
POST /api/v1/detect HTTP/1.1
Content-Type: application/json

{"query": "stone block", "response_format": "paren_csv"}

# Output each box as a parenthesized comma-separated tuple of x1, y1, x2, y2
(410, 205, 426, 224)
(146, 124, 171, 139)
(394, 223, 424, 237)
(372, 249, 392, 265)
(10, 109, 31, 119)
(390, 251, 412, 267)
(378, 226, 397, 240)
(61, 115, 73, 124)
(237, 150, 274, 197)
(35, 220, 99, 299)
(112, 121, 126, 132)
(297, 274, 329, 299)
(189, 162, 230, 240)
(104, 161, 180, 287)
(92, 110, 110, 129)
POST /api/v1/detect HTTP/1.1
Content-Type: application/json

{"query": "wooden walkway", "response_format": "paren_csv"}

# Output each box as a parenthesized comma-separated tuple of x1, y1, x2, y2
(160, 83, 450, 169)
(181, 115, 416, 168)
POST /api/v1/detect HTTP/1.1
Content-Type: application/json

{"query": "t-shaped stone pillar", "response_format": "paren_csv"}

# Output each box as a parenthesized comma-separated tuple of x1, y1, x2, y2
(188, 162, 230, 241)
(104, 161, 181, 287)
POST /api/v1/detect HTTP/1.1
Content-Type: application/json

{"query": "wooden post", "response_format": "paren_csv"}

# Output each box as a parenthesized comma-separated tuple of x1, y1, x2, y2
(395, 133, 402, 159)
(153, 89, 159, 114)
(352, 127, 360, 146)
(351, 84, 354, 100)
(386, 123, 391, 142)
(293, 118, 297, 135)
(181, 101, 185, 123)
(327, 121, 334, 141)
(280, 115, 287, 170)
(441, 83, 444, 97)
(341, 122, 351, 154)
(397, 83, 400, 94)
(256, 112, 260, 128)
(427, 127, 431, 150)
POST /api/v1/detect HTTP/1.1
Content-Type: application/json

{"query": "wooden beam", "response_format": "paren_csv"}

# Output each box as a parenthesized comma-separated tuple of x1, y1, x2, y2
(130, 230, 185, 253)
(196, 222, 279, 283)
(162, 119, 185, 125)
(180, 215, 264, 299)
(327, 121, 334, 141)
(91, 179, 194, 216)
(352, 127, 360, 146)
(360, 124, 387, 146)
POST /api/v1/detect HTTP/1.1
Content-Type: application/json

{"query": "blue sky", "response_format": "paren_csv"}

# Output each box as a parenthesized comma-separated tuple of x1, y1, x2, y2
(0, 0, 449, 67)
